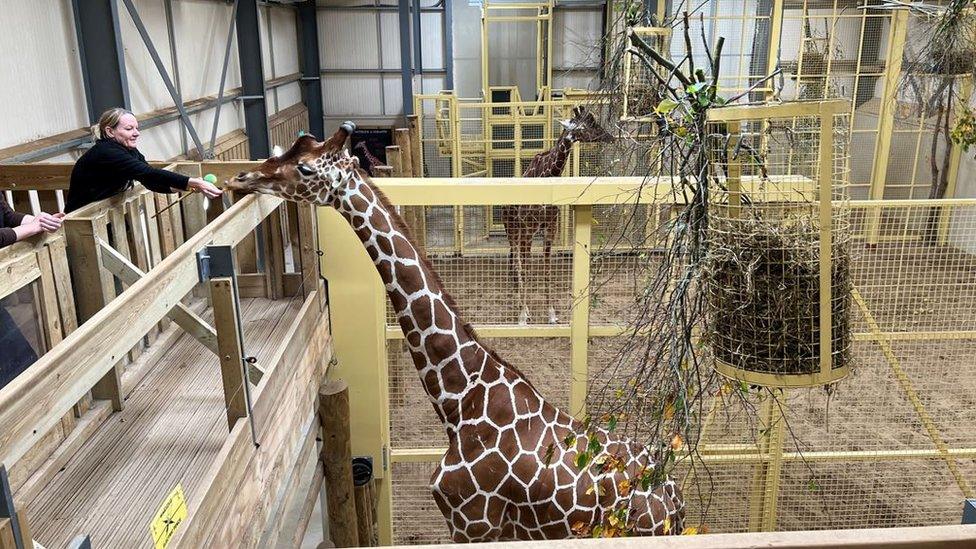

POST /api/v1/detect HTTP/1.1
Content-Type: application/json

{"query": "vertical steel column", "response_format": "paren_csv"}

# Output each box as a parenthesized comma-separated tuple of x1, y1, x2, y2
(399, 0, 415, 116)
(444, 0, 455, 90)
(298, 1, 326, 138)
(413, 0, 424, 78)
(237, 0, 272, 159)
(71, 0, 130, 124)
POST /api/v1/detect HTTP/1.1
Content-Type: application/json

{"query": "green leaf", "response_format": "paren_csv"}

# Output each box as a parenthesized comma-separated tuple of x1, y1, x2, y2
(655, 98, 679, 114)
(608, 415, 619, 432)
(575, 451, 591, 469)
(563, 432, 577, 448)
(588, 436, 602, 455)
(686, 82, 707, 95)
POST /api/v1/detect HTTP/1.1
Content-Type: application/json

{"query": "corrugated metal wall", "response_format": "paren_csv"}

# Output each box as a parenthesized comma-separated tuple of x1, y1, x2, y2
(0, 0, 304, 161)
(0, 1, 88, 151)
(319, 0, 446, 130)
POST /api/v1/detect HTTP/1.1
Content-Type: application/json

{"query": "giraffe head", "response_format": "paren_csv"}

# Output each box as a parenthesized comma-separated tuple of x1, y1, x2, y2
(558, 106, 613, 143)
(225, 122, 359, 206)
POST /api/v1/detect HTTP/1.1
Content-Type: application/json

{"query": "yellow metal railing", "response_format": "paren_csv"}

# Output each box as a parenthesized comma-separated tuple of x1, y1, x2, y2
(323, 180, 976, 543)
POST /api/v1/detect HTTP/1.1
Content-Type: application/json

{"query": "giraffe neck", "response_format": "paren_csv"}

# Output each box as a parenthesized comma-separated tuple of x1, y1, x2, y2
(329, 169, 486, 426)
(542, 131, 576, 177)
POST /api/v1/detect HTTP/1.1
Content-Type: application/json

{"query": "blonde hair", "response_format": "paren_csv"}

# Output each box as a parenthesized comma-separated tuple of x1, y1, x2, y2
(97, 108, 135, 139)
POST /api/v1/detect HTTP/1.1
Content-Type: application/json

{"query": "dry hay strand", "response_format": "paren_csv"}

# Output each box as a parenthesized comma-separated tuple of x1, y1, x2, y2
(702, 213, 852, 376)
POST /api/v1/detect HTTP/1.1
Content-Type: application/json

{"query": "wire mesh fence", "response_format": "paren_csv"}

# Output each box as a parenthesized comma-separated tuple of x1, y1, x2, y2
(385, 197, 976, 544)
(388, 2, 975, 542)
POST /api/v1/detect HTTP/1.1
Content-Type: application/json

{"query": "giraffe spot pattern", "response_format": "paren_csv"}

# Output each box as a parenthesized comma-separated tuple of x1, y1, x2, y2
(232, 132, 685, 543)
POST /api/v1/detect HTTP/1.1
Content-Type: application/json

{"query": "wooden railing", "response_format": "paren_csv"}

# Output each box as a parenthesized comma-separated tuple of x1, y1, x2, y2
(0, 159, 329, 547)
(0, 232, 80, 498)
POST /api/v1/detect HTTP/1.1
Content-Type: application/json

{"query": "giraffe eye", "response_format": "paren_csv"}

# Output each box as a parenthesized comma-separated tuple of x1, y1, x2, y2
(297, 163, 316, 176)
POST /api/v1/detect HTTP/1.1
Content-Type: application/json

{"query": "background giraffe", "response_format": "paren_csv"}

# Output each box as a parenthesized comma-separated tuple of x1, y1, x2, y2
(226, 126, 684, 542)
(353, 140, 386, 176)
(502, 106, 613, 324)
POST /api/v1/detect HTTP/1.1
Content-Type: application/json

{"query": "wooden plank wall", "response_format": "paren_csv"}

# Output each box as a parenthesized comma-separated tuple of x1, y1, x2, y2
(0, 233, 81, 497)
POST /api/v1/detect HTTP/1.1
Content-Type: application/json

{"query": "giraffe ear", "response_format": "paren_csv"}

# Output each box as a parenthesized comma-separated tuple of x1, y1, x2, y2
(297, 163, 316, 176)
(272, 145, 284, 158)
(558, 119, 573, 130)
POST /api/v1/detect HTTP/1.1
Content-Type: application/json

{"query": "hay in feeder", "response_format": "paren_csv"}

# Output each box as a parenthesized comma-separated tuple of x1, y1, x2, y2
(703, 214, 852, 376)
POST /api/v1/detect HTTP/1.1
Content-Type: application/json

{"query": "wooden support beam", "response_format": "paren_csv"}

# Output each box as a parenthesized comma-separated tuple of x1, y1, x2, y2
(210, 277, 249, 429)
(173, 163, 208, 239)
(98, 240, 220, 355)
(355, 480, 377, 546)
(264, 207, 286, 300)
(318, 379, 359, 548)
(406, 115, 422, 177)
(63, 215, 123, 411)
(296, 203, 320, 300)
(384, 146, 403, 177)
(393, 129, 413, 179)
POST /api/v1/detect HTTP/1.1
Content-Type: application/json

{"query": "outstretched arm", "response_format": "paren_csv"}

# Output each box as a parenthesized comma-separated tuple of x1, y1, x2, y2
(0, 200, 64, 249)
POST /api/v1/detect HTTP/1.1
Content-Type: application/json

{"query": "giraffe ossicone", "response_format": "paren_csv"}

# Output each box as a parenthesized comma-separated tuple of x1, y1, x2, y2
(226, 123, 685, 542)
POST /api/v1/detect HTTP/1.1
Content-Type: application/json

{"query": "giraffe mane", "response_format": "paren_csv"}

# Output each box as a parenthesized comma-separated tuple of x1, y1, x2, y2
(359, 170, 539, 388)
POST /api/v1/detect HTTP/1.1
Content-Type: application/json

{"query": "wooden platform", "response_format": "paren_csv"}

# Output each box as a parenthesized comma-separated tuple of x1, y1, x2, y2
(25, 297, 302, 548)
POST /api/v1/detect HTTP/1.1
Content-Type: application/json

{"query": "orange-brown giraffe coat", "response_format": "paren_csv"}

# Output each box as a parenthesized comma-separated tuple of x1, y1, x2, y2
(227, 124, 684, 542)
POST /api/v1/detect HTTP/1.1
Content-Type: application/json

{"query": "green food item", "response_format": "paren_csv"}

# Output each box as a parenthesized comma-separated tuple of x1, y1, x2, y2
(203, 173, 218, 184)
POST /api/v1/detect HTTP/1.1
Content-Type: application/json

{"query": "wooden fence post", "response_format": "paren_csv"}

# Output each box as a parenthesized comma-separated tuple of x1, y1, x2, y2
(393, 129, 413, 179)
(297, 203, 320, 299)
(210, 277, 249, 428)
(354, 480, 376, 546)
(384, 146, 403, 177)
(318, 379, 360, 548)
(406, 115, 422, 177)
(63, 215, 123, 411)
(263, 206, 286, 300)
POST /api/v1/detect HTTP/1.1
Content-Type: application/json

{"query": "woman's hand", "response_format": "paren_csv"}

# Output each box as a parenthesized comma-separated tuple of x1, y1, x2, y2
(13, 211, 63, 241)
(187, 178, 223, 199)
(35, 212, 65, 233)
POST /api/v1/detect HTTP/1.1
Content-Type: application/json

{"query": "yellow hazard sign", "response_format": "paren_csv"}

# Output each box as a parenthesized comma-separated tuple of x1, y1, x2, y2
(149, 483, 188, 549)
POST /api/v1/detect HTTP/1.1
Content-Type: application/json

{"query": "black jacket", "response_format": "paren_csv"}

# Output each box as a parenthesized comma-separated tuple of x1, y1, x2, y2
(0, 197, 27, 249)
(65, 139, 189, 213)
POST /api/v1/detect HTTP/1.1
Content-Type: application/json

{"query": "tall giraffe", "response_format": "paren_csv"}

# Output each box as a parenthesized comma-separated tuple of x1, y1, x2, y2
(502, 106, 613, 324)
(226, 125, 683, 542)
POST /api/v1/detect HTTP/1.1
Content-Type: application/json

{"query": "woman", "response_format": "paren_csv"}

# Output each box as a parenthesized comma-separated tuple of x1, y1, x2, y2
(1, 197, 63, 388)
(65, 108, 221, 213)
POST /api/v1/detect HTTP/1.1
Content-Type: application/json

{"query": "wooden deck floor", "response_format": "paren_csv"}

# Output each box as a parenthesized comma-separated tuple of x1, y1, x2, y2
(26, 297, 303, 549)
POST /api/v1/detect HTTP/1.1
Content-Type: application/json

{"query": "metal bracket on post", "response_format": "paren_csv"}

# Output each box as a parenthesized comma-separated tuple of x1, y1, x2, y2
(197, 245, 260, 446)
(0, 465, 26, 549)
